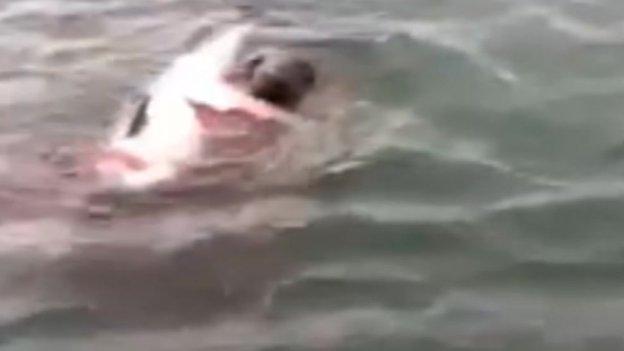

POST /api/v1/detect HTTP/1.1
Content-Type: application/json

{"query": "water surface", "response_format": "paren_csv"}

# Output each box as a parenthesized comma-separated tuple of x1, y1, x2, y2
(2, 0, 624, 350)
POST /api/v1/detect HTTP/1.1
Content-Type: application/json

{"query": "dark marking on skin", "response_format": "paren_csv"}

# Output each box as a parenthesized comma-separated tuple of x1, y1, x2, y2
(126, 97, 150, 137)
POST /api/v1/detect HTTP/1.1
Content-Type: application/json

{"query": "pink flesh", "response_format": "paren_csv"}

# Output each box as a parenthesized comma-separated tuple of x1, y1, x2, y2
(189, 101, 282, 157)
(95, 150, 149, 175)
(190, 101, 261, 132)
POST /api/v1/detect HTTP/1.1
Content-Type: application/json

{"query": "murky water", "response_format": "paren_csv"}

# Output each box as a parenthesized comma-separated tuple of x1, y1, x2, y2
(2, 0, 624, 350)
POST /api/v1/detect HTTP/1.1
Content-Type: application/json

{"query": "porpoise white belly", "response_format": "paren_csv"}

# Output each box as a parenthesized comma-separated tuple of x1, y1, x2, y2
(100, 25, 256, 191)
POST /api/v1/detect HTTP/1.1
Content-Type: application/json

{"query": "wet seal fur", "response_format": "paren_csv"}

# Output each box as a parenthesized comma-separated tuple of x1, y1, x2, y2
(230, 48, 316, 111)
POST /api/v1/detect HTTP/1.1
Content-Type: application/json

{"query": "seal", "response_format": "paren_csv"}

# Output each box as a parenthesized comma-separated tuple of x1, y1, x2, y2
(229, 48, 316, 111)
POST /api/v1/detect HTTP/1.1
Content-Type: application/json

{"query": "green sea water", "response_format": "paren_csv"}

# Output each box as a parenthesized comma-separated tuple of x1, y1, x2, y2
(2, 0, 624, 350)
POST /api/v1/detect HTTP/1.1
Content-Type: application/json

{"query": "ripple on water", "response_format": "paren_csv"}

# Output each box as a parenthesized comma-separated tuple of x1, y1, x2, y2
(480, 184, 624, 263)
(318, 148, 554, 207)
(0, 75, 48, 107)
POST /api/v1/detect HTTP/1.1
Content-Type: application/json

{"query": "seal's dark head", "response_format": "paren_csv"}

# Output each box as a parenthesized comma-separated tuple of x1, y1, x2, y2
(237, 49, 316, 110)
